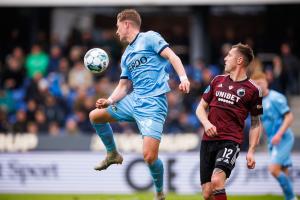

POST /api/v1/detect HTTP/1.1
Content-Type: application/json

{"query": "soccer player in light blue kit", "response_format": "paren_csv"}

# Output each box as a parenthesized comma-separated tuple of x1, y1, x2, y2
(252, 72, 298, 200)
(89, 9, 190, 200)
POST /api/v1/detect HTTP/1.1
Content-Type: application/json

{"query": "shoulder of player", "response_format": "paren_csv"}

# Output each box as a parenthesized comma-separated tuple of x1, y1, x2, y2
(269, 90, 286, 101)
(142, 30, 163, 39)
(211, 74, 228, 84)
(248, 78, 263, 97)
(145, 30, 158, 35)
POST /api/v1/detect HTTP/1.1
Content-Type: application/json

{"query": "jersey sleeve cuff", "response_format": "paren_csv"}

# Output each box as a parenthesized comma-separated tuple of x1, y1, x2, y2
(158, 44, 169, 55)
(120, 76, 128, 79)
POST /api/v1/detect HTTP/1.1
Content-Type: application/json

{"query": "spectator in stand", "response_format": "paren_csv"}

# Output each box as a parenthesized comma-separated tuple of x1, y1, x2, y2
(68, 61, 93, 91)
(34, 109, 48, 134)
(0, 89, 15, 114)
(26, 99, 38, 121)
(25, 44, 49, 78)
(64, 118, 80, 135)
(0, 108, 10, 133)
(43, 94, 66, 127)
(74, 108, 94, 133)
(165, 91, 183, 133)
(270, 56, 286, 93)
(69, 46, 83, 66)
(48, 45, 62, 73)
(48, 121, 61, 136)
(12, 109, 27, 133)
(93, 77, 115, 100)
(281, 42, 300, 94)
(12, 47, 25, 64)
(27, 121, 39, 135)
(25, 73, 46, 103)
(47, 57, 71, 101)
(1, 56, 26, 90)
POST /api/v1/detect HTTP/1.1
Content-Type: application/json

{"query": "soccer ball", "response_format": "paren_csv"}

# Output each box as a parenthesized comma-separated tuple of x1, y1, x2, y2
(84, 48, 109, 73)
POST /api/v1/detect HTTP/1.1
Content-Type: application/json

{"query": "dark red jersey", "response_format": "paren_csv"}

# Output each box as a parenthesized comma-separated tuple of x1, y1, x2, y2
(202, 74, 263, 144)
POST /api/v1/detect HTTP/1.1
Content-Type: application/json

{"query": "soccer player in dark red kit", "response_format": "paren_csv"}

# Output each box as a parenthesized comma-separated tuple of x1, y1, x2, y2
(196, 43, 263, 200)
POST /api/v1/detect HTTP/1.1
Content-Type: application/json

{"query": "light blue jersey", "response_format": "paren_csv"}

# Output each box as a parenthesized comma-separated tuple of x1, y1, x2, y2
(262, 90, 294, 166)
(106, 31, 171, 140)
(120, 31, 171, 97)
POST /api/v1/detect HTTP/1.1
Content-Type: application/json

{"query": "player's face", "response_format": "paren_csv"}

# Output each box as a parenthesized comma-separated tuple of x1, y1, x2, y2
(224, 48, 240, 73)
(116, 20, 128, 43)
(253, 78, 268, 96)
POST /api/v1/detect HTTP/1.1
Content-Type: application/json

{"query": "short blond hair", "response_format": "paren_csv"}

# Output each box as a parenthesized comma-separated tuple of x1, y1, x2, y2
(117, 9, 141, 29)
(251, 71, 267, 81)
(232, 43, 254, 66)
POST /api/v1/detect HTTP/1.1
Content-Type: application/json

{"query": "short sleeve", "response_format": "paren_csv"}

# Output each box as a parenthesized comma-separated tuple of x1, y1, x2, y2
(273, 94, 290, 115)
(147, 31, 169, 54)
(120, 63, 131, 80)
(250, 88, 263, 116)
(202, 81, 214, 103)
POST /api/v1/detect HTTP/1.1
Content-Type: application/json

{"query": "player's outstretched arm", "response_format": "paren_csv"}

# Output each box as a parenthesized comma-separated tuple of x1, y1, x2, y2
(196, 99, 217, 137)
(160, 47, 190, 94)
(272, 111, 294, 144)
(95, 79, 131, 109)
(246, 115, 262, 169)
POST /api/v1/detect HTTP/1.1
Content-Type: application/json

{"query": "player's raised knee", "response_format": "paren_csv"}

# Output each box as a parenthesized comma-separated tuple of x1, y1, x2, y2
(89, 109, 108, 123)
(89, 109, 98, 122)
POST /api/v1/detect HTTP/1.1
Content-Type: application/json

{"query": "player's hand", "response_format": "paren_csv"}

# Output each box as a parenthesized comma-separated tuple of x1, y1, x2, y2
(246, 151, 256, 169)
(95, 98, 111, 109)
(203, 121, 218, 137)
(179, 79, 190, 94)
(271, 134, 281, 145)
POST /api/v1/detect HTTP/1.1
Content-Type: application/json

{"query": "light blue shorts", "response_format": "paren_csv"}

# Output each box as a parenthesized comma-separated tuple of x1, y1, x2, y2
(106, 92, 168, 140)
(268, 134, 294, 167)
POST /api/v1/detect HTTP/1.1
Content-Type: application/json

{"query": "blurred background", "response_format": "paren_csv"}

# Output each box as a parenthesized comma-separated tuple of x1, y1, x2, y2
(0, 0, 300, 198)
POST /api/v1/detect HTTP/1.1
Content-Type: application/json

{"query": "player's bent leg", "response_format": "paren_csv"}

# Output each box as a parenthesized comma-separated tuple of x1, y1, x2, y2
(201, 182, 214, 200)
(89, 108, 117, 124)
(211, 168, 227, 200)
(143, 136, 165, 200)
(271, 164, 297, 200)
(89, 108, 123, 171)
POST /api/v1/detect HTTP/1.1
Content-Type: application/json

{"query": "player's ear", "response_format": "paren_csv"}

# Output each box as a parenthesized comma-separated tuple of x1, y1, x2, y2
(237, 56, 243, 65)
(125, 20, 130, 29)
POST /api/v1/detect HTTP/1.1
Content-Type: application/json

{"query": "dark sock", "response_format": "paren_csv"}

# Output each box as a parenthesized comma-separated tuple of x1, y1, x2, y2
(213, 189, 227, 200)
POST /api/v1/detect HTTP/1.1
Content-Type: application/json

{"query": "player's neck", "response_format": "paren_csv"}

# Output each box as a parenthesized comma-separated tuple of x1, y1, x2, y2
(229, 68, 247, 82)
(127, 30, 140, 44)
(264, 88, 270, 97)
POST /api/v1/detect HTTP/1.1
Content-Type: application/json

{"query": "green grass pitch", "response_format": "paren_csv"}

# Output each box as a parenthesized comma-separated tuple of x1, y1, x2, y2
(0, 193, 290, 200)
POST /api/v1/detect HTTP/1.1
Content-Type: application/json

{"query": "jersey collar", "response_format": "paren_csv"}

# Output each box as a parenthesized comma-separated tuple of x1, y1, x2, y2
(129, 33, 140, 46)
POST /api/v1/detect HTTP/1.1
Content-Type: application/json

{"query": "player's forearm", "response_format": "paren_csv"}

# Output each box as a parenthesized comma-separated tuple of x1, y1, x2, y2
(276, 112, 294, 137)
(160, 47, 188, 79)
(169, 54, 188, 78)
(248, 116, 262, 153)
(196, 99, 210, 125)
(108, 81, 129, 103)
(249, 126, 260, 152)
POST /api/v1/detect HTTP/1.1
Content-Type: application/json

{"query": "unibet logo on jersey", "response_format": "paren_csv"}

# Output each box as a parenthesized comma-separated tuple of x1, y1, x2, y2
(216, 91, 241, 104)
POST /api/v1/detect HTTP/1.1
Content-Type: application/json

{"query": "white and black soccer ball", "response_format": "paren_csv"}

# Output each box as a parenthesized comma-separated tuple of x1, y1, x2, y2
(84, 48, 109, 73)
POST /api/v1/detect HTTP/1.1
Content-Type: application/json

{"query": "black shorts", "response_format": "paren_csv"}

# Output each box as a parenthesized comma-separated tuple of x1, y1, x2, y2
(200, 140, 240, 185)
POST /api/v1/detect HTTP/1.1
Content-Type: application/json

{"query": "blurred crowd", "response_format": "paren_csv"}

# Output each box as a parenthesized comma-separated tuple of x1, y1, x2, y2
(0, 28, 300, 136)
